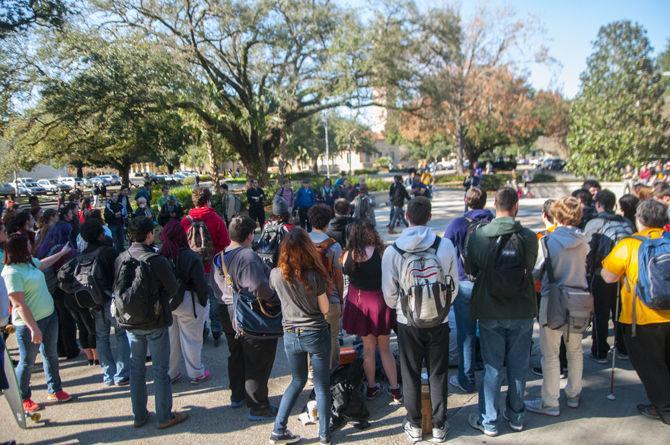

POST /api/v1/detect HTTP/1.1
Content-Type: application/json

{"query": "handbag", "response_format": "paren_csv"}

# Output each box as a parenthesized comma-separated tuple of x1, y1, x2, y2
(541, 237, 593, 340)
(220, 249, 283, 340)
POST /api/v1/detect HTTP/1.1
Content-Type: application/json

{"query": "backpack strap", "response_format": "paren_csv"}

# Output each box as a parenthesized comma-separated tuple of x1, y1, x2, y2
(540, 236, 556, 284)
(393, 235, 441, 257)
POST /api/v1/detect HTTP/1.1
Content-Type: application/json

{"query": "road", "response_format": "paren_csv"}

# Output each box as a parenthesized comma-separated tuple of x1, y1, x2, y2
(1, 186, 666, 445)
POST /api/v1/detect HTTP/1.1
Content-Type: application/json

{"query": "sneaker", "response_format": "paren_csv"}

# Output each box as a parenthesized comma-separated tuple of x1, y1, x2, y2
(366, 384, 381, 400)
(589, 353, 609, 364)
(230, 399, 245, 409)
(190, 370, 211, 385)
(319, 435, 331, 445)
(133, 415, 149, 428)
(158, 411, 188, 429)
(430, 423, 449, 443)
(249, 406, 278, 421)
(116, 378, 130, 387)
(388, 385, 403, 403)
(468, 414, 498, 437)
(567, 395, 580, 409)
(170, 373, 181, 384)
(637, 404, 661, 420)
(103, 380, 115, 387)
(615, 351, 629, 361)
(525, 398, 560, 417)
(269, 430, 301, 444)
(46, 390, 72, 403)
(22, 398, 42, 414)
(503, 410, 523, 432)
(402, 420, 423, 443)
(560, 368, 568, 379)
(448, 375, 474, 394)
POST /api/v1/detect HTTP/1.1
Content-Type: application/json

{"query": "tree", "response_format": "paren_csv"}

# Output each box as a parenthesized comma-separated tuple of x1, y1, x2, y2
(659, 39, 670, 93)
(0, 0, 68, 38)
(98, 0, 385, 183)
(567, 21, 669, 179)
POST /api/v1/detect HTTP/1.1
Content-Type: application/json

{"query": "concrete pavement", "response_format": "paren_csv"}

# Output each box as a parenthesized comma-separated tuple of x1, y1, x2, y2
(1, 186, 667, 444)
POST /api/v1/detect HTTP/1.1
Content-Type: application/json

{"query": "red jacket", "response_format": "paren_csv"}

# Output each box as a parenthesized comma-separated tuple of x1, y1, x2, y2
(181, 206, 231, 273)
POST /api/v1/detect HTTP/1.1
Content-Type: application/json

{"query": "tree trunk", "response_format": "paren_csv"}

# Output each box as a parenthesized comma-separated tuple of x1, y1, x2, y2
(75, 163, 84, 178)
(167, 164, 175, 174)
(119, 165, 131, 187)
(312, 156, 319, 175)
(205, 133, 219, 185)
(455, 120, 465, 174)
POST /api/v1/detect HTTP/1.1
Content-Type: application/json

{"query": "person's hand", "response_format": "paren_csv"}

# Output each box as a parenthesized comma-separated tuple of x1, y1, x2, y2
(59, 244, 72, 256)
(30, 326, 43, 344)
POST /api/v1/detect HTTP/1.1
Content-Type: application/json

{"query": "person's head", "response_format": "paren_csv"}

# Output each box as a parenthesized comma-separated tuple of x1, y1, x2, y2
(633, 184, 653, 200)
(84, 208, 103, 222)
(582, 179, 601, 197)
(162, 186, 169, 196)
(653, 182, 670, 206)
(191, 187, 212, 208)
(220, 183, 229, 195)
(28, 196, 39, 207)
(494, 187, 519, 217)
(594, 189, 616, 213)
(272, 195, 290, 220)
(635, 199, 669, 231)
(465, 187, 487, 210)
(343, 178, 351, 187)
(136, 196, 148, 208)
(394, 175, 403, 183)
(278, 228, 331, 292)
(60, 202, 77, 222)
(302, 179, 310, 189)
(143, 182, 151, 189)
(110, 191, 119, 203)
(358, 175, 366, 186)
(571, 189, 593, 208)
(121, 186, 130, 196)
(7, 209, 33, 235)
(333, 198, 350, 217)
(80, 197, 91, 209)
(127, 217, 154, 244)
(228, 215, 257, 245)
(340, 171, 346, 178)
(80, 219, 105, 243)
(406, 196, 431, 226)
(159, 220, 189, 259)
(618, 194, 639, 223)
(38, 209, 58, 230)
(30, 205, 43, 223)
(542, 199, 556, 228)
(307, 204, 333, 231)
(346, 219, 384, 261)
(359, 185, 369, 196)
(250, 179, 259, 188)
(3, 233, 32, 265)
(550, 197, 582, 227)
(324, 178, 332, 188)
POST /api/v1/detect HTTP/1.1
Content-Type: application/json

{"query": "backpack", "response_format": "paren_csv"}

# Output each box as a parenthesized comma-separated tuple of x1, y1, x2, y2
(167, 255, 187, 312)
(591, 216, 633, 274)
(632, 232, 670, 313)
(255, 221, 286, 268)
(42, 243, 65, 296)
(392, 236, 453, 328)
(485, 232, 529, 299)
(57, 248, 108, 310)
(327, 358, 370, 430)
(541, 237, 594, 337)
(460, 217, 490, 280)
(186, 215, 214, 267)
(315, 237, 337, 278)
(112, 251, 161, 329)
(352, 196, 370, 220)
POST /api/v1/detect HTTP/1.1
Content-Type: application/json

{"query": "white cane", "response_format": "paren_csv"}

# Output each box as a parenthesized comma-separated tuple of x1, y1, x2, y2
(607, 282, 621, 401)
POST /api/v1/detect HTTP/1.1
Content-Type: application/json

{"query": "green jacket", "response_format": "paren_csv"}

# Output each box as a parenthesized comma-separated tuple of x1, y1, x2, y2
(465, 216, 538, 320)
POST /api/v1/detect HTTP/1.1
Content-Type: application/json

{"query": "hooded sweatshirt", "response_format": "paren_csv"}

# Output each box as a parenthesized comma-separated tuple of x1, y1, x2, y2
(381, 226, 459, 325)
(538, 226, 588, 325)
(465, 216, 538, 320)
(180, 206, 231, 273)
(444, 208, 495, 281)
(583, 211, 634, 277)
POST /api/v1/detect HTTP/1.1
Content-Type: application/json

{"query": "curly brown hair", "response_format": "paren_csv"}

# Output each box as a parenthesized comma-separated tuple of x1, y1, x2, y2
(277, 228, 331, 294)
(345, 219, 385, 262)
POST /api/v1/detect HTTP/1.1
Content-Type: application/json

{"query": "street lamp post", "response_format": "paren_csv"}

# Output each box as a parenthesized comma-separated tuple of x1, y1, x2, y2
(323, 115, 330, 178)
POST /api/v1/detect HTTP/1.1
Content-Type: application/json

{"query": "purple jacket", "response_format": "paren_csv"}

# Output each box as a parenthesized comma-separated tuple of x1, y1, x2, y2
(444, 209, 494, 280)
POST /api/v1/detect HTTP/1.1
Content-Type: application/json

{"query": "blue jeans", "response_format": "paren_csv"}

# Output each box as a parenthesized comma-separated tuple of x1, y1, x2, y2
(15, 312, 61, 399)
(110, 224, 125, 252)
(206, 273, 221, 336)
(94, 304, 130, 384)
(453, 280, 476, 391)
(127, 326, 172, 423)
(274, 328, 331, 439)
(477, 318, 533, 431)
(389, 205, 408, 228)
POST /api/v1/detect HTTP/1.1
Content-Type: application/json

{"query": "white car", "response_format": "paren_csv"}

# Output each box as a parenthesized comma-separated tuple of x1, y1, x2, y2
(36, 179, 59, 194)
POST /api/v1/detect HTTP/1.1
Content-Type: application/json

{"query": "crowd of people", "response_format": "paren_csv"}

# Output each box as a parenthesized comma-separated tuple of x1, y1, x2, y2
(0, 170, 668, 445)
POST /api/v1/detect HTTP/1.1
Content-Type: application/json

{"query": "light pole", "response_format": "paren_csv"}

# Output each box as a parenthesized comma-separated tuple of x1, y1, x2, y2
(322, 115, 330, 178)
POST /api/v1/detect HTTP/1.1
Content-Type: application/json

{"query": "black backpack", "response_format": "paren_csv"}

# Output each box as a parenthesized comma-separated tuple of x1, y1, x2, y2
(167, 254, 186, 312)
(57, 248, 108, 309)
(461, 217, 490, 280)
(43, 244, 64, 296)
(590, 217, 633, 274)
(485, 232, 529, 298)
(255, 221, 286, 268)
(112, 251, 161, 329)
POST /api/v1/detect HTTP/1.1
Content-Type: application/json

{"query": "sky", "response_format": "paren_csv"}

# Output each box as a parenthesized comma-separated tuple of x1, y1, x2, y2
(351, 0, 670, 99)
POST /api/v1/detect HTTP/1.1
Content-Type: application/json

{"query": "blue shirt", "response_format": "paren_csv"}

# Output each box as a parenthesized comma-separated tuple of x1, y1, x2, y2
(295, 187, 316, 209)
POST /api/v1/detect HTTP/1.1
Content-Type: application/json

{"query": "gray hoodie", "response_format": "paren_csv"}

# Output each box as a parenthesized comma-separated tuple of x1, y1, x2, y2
(538, 226, 589, 325)
(381, 226, 459, 325)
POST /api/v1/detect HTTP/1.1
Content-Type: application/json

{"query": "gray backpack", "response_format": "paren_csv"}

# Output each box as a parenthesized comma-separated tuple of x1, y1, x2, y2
(541, 237, 593, 340)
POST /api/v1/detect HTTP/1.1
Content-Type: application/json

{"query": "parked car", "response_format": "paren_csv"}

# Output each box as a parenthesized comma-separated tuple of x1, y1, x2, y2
(164, 174, 183, 185)
(0, 183, 16, 197)
(543, 158, 566, 171)
(14, 181, 47, 196)
(90, 176, 111, 186)
(129, 172, 158, 187)
(108, 174, 122, 185)
(48, 179, 72, 193)
(36, 179, 59, 194)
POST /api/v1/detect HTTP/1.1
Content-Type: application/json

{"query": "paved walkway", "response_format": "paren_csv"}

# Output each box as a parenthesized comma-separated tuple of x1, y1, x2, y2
(1, 187, 667, 444)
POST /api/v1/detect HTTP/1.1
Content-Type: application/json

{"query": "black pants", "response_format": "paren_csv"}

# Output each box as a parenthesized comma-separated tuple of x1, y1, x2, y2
(219, 304, 277, 412)
(622, 323, 670, 424)
(249, 206, 265, 230)
(591, 275, 626, 358)
(53, 291, 79, 357)
(297, 207, 311, 232)
(397, 322, 449, 429)
(64, 295, 96, 350)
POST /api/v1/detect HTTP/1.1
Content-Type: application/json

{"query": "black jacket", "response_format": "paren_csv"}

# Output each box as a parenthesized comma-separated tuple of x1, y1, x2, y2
(104, 201, 125, 227)
(389, 182, 411, 207)
(172, 249, 209, 306)
(327, 216, 354, 249)
(116, 243, 179, 330)
(83, 238, 119, 302)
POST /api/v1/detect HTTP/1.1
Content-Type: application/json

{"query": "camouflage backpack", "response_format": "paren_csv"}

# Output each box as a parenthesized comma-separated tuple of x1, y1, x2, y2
(186, 216, 214, 266)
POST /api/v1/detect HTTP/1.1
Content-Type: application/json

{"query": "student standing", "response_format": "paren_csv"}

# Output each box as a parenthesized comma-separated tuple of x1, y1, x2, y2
(269, 228, 333, 445)
(246, 179, 267, 230)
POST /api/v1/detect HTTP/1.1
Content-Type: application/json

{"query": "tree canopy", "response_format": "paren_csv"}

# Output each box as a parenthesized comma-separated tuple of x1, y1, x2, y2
(567, 21, 669, 179)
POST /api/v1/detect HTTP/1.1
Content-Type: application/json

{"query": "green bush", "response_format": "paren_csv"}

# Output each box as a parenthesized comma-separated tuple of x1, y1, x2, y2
(224, 177, 248, 184)
(181, 176, 195, 185)
(435, 174, 466, 184)
(353, 168, 379, 176)
(374, 156, 393, 170)
(531, 173, 556, 183)
(480, 174, 511, 190)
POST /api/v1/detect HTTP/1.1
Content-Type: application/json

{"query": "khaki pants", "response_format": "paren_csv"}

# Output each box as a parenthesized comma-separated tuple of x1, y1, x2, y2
(309, 303, 341, 379)
(540, 325, 584, 407)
